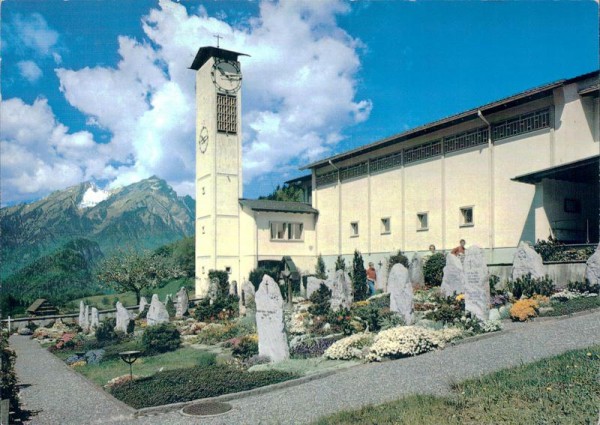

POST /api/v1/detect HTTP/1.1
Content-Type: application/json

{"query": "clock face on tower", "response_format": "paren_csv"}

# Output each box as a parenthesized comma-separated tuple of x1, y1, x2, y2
(198, 126, 209, 153)
(211, 59, 242, 94)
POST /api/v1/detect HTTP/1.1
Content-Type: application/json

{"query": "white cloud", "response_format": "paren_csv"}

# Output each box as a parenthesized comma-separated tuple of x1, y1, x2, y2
(12, 13, 60, 57)
(4, 0, 370, 204)
(17, 60, 43, 83)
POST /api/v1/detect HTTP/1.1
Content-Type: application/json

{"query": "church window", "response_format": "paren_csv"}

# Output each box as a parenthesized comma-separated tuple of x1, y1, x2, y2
(381, 217, 391, 234)
(350, 221, 359, 237)
(270, 222, 304, 241)
(417, 212, 429, 231)
(460, 207, 474, 227)
(216, 93, 237, 134)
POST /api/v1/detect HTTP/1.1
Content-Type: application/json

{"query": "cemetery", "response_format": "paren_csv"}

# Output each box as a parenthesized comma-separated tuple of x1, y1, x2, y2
(12, 243, 599, 411)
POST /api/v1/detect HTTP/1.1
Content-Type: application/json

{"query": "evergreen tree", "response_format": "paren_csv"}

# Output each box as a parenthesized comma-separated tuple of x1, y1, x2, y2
(315, 254, 327, 279)
(334, 256, 346, 271)
(351, 250, 368, 301)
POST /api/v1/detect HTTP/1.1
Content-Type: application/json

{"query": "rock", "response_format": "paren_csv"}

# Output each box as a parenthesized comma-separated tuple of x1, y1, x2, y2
(255, 274, 289, 362)
(229, 280, 238, 296)
(539, 307, 554, 315)
(90, 307, 99, 330)
(463, 246, 490, 321)
(139, 297, 148, 313)
(78, 301, 85, 328)
(585, 244, 600, 287)
(306, 277, 325, 299)
(499, 304, 512, 320)
(240, 280, 256, 316)
(376, 257, 389, 291)
(330, 270, 352, 312)
(441, 253, 466, 297)
(85, 349, 105, 365)
(208, 278, 220, 302)
(511, 241, 545, 280)
(175, 287, 189, 318)
(409, 253, 425, 286)
(388, 263, 414, 325)
(147, 294, 170, 326)
(115, 302, 132, 333)
(488, 308, 501, 321)
(82, 305, 90, 333)
(18, 327, 33, 335)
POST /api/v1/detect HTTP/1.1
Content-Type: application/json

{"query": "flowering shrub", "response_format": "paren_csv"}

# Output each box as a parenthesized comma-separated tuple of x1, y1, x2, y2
(324, 333, 374, 360)
(479, 320, 502, 333)
(195, 323, 237, 345)
(366, 326, 446, 361)
(230, 334, 259, 359)
(491, 294, 508, 308)
(567, 279, 600, 295)
(70, 360, 86, 368)
(510, 299, 539, 321)
(290, 336, 339, 359)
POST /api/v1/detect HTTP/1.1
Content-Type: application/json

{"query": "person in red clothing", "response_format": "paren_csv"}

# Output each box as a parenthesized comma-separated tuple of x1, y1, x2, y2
(366, 262, 377, 296)
(451, 239, 466, 256)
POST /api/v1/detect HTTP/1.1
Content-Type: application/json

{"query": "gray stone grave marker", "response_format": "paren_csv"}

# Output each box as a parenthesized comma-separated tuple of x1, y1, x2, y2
(255, 275, 289, 362)
(464, 246, 490, 320)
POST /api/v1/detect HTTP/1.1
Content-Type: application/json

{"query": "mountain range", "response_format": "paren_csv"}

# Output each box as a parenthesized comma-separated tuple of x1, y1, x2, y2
(0, 176, 195, 280)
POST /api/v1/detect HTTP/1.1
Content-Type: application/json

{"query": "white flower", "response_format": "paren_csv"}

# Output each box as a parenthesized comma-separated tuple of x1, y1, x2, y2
(323, 333, 373, 360)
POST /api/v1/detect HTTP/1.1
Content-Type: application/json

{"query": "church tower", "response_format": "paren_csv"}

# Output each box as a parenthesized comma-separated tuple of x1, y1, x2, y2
(190, 47, 247, 297)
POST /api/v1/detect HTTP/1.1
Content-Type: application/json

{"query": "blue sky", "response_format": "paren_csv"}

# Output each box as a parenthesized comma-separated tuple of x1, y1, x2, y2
(1, 0, 597, 206)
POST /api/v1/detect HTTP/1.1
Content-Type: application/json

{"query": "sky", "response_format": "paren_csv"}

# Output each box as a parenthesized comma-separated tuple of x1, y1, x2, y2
(1, 0, 598, 206)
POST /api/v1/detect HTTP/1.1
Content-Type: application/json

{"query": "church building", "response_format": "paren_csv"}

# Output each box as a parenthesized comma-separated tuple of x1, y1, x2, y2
(190, 46, 599, 297)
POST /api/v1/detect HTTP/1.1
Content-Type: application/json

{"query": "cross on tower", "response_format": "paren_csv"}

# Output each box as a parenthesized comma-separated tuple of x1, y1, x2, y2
(214, 34, 222, 48)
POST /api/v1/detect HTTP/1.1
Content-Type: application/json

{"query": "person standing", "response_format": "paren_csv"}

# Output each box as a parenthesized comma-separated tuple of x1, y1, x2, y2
(451, 239, 466, 256)
(366, 262, 377, 296)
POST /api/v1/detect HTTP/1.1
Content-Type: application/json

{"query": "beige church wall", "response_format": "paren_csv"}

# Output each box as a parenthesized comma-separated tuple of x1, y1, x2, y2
(443, 146, 490, 250)
(402, 157, 444, 253)
(215, 216, 239, 258)
(553, 84, 599, 164)
(314, 183, 340, 256)
(216, 175, 240, 216)
(254, 212, 316, 257)
(215, 134, 240, 175)
(239, 206, 258, 284)
(340, 176, 369, 253)
(369, 167, 403, 254)
(492, 129, 552, 248)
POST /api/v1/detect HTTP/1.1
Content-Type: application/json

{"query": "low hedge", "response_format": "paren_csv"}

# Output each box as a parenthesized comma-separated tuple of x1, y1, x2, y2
(109, 365, 299, 408)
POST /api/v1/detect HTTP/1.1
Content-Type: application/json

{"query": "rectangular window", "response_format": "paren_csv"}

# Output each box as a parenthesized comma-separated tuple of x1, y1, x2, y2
(270, 222, 303, 241)
(417, 212, 429, 231)
(381, 217, 391, 234)
(350, 221, 359, 237)
(216, 93, 237, 134)
(460, 206, 474, 227)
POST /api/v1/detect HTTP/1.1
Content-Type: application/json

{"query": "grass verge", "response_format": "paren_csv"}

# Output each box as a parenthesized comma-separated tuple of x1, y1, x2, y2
(314, 345, 600, 425)
(540, 296, 600, 317)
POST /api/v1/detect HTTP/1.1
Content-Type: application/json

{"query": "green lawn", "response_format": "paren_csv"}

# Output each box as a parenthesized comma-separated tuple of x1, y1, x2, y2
(540, 296, 600, 317)
(64, 278, 194, 312)
(315, 346, 600, 425)
(70, 346, 216, 387)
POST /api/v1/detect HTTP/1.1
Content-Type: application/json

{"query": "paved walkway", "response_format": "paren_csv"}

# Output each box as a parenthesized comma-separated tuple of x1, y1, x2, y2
(12, 311, 600, 425)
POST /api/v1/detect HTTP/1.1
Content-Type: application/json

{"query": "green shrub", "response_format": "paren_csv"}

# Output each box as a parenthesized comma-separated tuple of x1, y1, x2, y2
(208, 270, 229, 294)
(315, 254, 327, 279)
(109, 364, 299, 409)
(489, 275, 501, 295)
(423, 253, 445, 286)
(534, 237, 594, 262)
(351, 303, 382, 332)
(351, 250, 368, 302)
(95, 318, 118, 343)
(335, 256, 346, 271)
(388, 250, 409, 270)
(326, 309, 355, 335)
(141, 323, 181, 354)
(231, 335, 259, 359)
(506, 274, 555, 299)
(248, 267, 279, 290)
(567, 279, 600, 294)
(165, 297, 176, 318)
(308, 283, 332, 316)
(196, 351, 217, 367)
(194, 295, 239, 322)
(377, 311, 405, 330)
(195, 323, 238, 345)
(425, 295, 464, 324)
(1, 329, 22, 416)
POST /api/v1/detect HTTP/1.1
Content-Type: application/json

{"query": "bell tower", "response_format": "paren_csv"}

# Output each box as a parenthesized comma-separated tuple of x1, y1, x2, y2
(190, 47, 247, 297)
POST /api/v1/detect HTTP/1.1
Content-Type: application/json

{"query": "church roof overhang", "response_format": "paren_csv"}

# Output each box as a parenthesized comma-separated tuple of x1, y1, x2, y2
(239, 199, 318, 214)
(512, 155, 599, 185)
(301, 70, 599, 171)
(189, 46, 250, 70)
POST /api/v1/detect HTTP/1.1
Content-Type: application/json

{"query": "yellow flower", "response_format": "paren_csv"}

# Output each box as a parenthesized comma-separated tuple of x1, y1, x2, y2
(510, 298, 539, 322)
(455, 294, 465, 302)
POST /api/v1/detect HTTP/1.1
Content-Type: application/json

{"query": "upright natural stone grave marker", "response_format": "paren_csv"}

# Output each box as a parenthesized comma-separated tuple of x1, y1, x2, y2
(585, 244, 600, 287)
(90, 307, 99, 330)
(229, 280, 238, 296)
(463, 246, 490, 320)
(409, 253, 424, 286)
(208, 278, 220, 303)
(147, 294, 169, 326)
(82, 305, 90, 332)
(239, 280, 256, 316)
(376, 257, 389, 291)
(388, 263, 414, 325)
(175, 287, 189, 318)
(330, 270, 352, 311)
(441, 253, 466, 296)
(139, 297, 148, 313)
(511, 241, 545, 280)
(78, 301, 85, 328)
(255, 275, 289, 362)
(115, 302, 132, 333)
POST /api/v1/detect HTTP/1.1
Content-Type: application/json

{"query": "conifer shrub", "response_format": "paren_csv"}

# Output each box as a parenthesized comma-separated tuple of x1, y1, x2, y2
(141, 323, 181, 354)
(351, 250, 368, 301)
(388, 250, 409, 270)
(193, 295, 239, 322)
(423, 253, 445, 286)
(506, 274, 554, 299)
(335, 256, 346, 271)
(248, 267, 279, 290)
(95, 318, 118, 343)
(308, 283, 332, 316)
(315, 254, 327, 279)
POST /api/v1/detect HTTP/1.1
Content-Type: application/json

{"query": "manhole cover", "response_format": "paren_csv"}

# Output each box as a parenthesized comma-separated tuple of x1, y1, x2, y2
(181, 402, 232, 417)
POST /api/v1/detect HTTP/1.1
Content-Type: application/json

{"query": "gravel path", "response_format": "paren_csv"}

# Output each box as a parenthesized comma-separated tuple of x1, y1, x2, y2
(12, 310, 600, 425)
